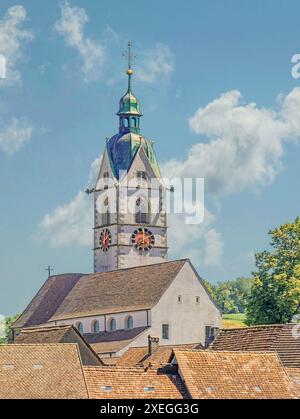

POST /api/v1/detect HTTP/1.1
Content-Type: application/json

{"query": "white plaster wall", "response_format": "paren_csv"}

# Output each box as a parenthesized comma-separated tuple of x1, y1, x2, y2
(53, 310, 148, 334)
(150, 262, 221, 346)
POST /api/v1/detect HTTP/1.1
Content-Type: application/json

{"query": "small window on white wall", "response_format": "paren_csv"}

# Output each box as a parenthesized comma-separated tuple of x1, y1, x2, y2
(92, 320, 100, 333)
(196, 296, 200, 304)
(162, 324, 169, 340)
(178, 295, 182, 303)
(125, 316, 133, 330)
(108, 318, 116, 331)
(76, 322, 84, 334)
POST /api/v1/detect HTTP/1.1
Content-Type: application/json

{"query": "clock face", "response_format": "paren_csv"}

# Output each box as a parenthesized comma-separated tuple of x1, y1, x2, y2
(131, 228, 155, 252)
(99, 228, 112, 252)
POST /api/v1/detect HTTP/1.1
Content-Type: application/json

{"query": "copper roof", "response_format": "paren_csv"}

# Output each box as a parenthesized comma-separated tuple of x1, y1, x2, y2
(0, 344, 88, 399)
(211, 324, 300, 368)
(83, 366, 187, 399)
(174, 350, 298, 399)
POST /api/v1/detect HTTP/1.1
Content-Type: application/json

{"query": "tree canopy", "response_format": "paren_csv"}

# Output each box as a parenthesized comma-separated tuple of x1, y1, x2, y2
(246, 217, 300, 325)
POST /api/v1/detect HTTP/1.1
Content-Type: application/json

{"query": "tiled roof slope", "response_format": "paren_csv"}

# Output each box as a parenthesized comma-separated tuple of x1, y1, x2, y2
(116, 344, 202, 368)
(116, 347, 149, 367)
(144, 344, 199, 368)
(286, 368, 300, 396)
(0, 344, 88, 399)
(14, 325, 103, 366)
(13, 274, 83, 329)
(174, 350, 298, 399)
(83, 366, 187, 399)
(211, 324, 300, 368)
(51, 260, 187, 321)
(84, 327, 149, 355)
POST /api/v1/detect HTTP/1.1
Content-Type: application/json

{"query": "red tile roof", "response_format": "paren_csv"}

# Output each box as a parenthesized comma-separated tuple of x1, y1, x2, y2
(83, 366, 187, 399)
(174, 350, 298, 399)
(0, 344, 88, 399)
(211, 324, 300, 368)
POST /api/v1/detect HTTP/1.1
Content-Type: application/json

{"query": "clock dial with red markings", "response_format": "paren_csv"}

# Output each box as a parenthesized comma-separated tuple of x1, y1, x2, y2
(100, 228, 112, 252)
(131, 228, 155, 252)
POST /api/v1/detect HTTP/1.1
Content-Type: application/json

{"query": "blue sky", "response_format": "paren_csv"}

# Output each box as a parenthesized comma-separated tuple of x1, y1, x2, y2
(1, 0, 300, 316)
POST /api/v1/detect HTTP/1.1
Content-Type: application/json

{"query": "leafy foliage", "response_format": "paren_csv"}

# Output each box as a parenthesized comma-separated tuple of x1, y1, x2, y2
(205, 277, 252, 314)
(246, 218, 300, 325)
(0, 314, 19, 344)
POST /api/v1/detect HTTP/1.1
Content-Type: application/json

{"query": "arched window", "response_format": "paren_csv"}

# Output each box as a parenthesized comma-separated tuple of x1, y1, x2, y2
(132, 117, 137, 127)
(125, 316, 133, 330)
(108, 318, 116, 331)
(92, 320, 100, 333)
(135, 197, 149, 224)
(76, 322, 84, 334)
(124, 118, 129, 128)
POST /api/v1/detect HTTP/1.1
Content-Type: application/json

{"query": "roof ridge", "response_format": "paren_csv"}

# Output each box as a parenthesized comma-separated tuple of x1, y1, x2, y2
(48, 259, 188, 280)
(174, 349, 279, 356)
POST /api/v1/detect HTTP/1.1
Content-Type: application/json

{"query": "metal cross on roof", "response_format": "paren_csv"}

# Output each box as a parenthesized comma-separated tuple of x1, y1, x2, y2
(123, 41, 136, 70)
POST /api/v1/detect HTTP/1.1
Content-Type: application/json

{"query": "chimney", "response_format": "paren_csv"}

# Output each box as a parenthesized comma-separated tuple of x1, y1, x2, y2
(148, 335, 159, 355)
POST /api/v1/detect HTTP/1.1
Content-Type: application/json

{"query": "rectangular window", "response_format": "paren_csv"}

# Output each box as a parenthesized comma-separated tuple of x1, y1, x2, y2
(102, 211, 110, 226)
(205, 326, 218, 347)
(137, 171, 147, 180)
(162, 324, 169, 340)
(136, 211, 148, 224)
(196, 296, 200, 304)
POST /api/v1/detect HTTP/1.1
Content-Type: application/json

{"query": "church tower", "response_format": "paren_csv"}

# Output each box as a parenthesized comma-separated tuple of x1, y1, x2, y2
(93, 43, 168, 273)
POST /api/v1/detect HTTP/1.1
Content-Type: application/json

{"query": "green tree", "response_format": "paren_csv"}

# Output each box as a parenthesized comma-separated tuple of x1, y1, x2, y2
(246, 218, 300, 325)
(0, 314, 19, 344)
(204, 278, 252, 314)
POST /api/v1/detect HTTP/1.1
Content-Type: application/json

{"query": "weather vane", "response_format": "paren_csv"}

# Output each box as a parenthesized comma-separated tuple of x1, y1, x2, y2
(123, 41, 136, 72)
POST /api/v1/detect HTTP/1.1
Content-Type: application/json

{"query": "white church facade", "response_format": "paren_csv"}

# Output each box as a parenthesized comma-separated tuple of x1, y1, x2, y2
(12, 46, 221, 360)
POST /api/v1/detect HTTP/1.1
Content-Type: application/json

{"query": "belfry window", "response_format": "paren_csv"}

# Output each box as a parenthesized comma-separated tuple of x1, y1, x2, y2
(124, 118, 129, 128)
(136, 197, 149, 224)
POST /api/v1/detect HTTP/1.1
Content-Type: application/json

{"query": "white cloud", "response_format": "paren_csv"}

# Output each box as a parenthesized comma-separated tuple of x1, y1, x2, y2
(0, 5, 34, 85)
(0, 117, 33, 155)
(37, 89, 300, 268)
(136, 43, 175, 83)
(54, 0, 105, 82)
(164, 88, 300, 197)
(203, 229, 224, 267)
(38, 157, 101, 247)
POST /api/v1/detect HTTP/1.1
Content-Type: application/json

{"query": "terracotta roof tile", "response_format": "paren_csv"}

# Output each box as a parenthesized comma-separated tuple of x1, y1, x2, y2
(211, 324, 300, 368)
(116, 347, 149, 367)
(15, 325, 103, 366)
(50, 260, 187, 321)
(285, 368, 300, 396)
(83, 366, 187, 399)
(84, 327, 149, 355)
(144, 344, 199, 368)
(13, 274, 83, 329)
(0, 344, 88, 399)
(174, 350, 298, 399)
